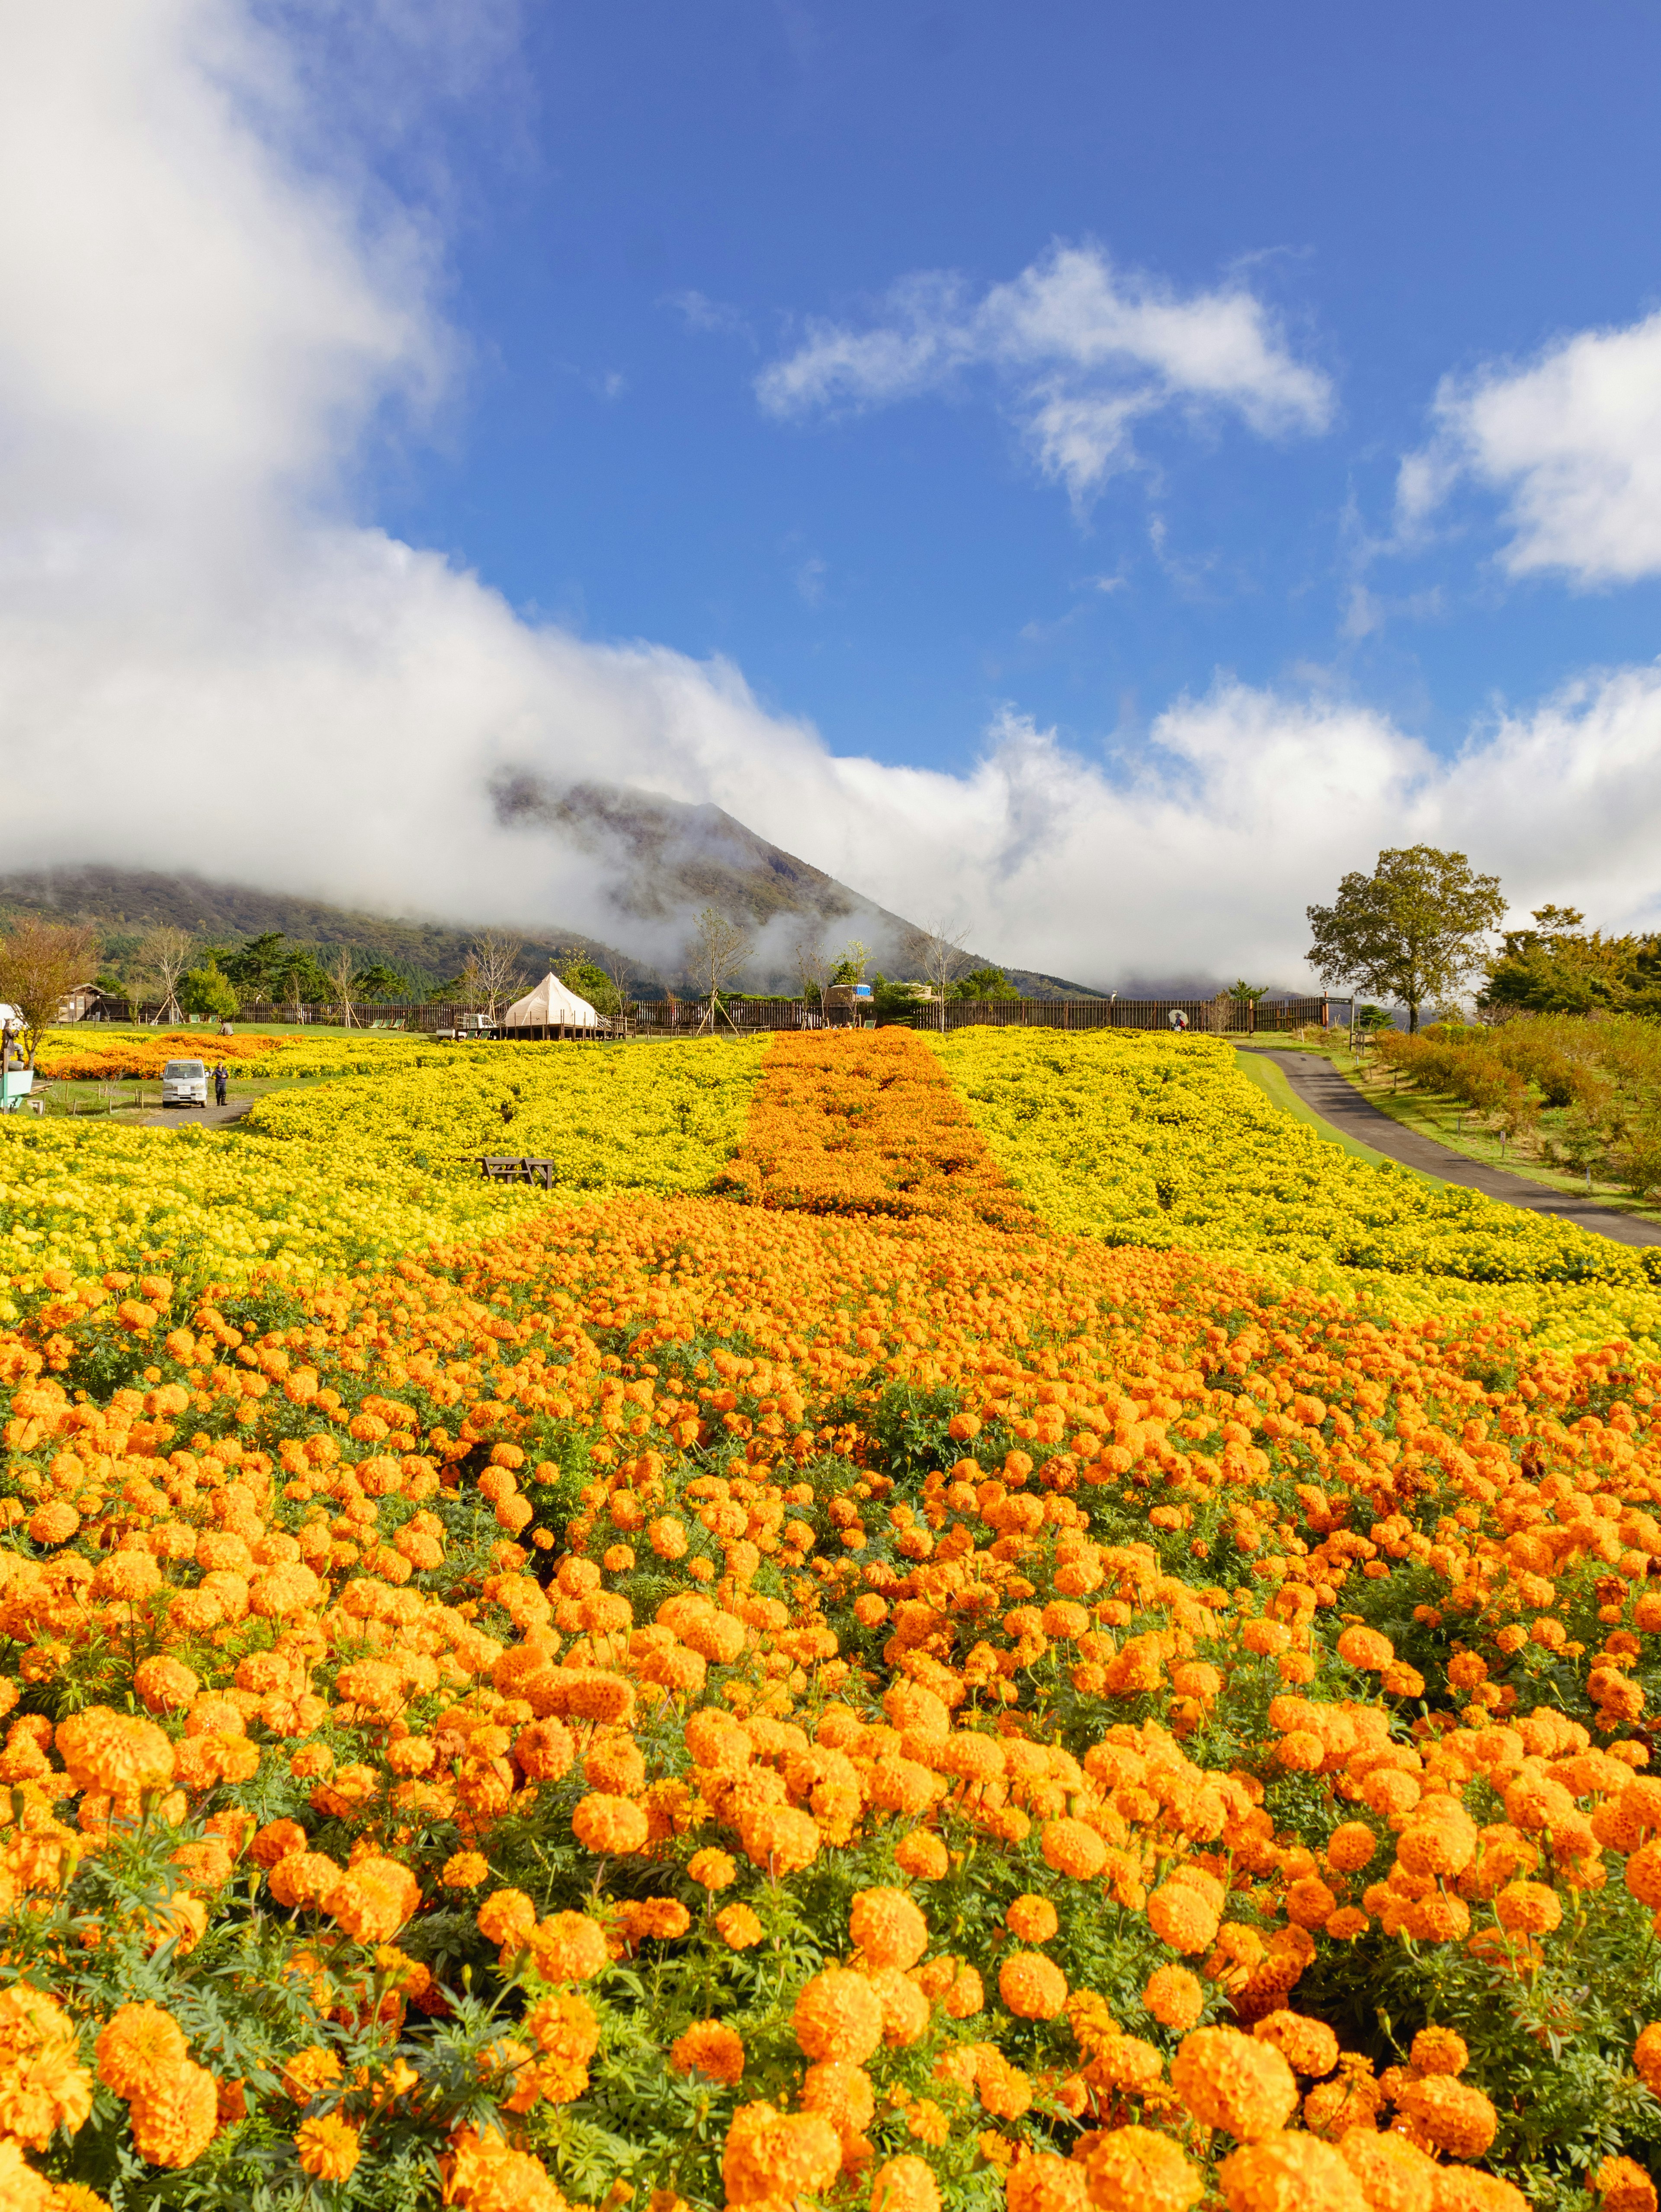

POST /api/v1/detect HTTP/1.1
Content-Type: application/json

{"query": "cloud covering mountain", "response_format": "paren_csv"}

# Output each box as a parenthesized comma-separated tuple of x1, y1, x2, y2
(2, 3, 1660, 996)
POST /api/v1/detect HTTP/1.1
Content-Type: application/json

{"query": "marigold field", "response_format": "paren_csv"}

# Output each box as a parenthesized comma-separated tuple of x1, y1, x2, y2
(4, 1025, 1661, 2212)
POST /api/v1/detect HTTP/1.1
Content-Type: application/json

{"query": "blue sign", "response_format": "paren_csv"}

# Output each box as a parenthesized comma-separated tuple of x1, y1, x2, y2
(853, 983, 872, 999)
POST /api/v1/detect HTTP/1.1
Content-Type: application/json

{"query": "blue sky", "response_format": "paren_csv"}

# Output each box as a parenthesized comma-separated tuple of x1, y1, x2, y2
(3, 1, 1661, 987)
(369, 0, 1661, 770)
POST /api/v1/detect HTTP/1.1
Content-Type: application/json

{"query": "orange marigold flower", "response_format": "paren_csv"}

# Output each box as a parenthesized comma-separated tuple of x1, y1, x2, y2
(794, 1968, 885, 2064)
(528, 1911, 609, 1982)
(1594, 2155, 1658, 2212)
(688, 1848, 737, 1890)
(477, 1888, 538, 1949)
(722, 2100, 841, 2204)
(1147, 1882, 1220, 1955)
(850, 1887, 930, 1971)
(267, 1850, 343, 1911)
(1325, 1823, 1378, 1875)
(1395, 2076, 1497, 2160)
(1081, 2124, 1203, 2212)
(1335, 2125, 1439, 2209)
(1409, 2026, 1469, 2076)
(801, 2060, 876, 2135)
(1336, 1626, 1393, 1671)
(56, 1708, 176, 1796)
(442, 1851, 490, 1889)
(871, 2154, 941, 2212)
(571, 1791, 650, 1855)
(1253, 2011, 1339, 2079)
(1170, 2027, 1297, 2142)
(1041, 1818, 1107, 1882)
(1006, 1894, 1059, 1944)
(895, 1831, 950, 1881)
(296, 2113, 362, 2183)
(128, 2062, 218, 2169)
(0, 2140, 55, 2212)
(0, 1990, 94, 2152)
(1143, 1966, 1203, 2033)
(905, 2100, 951, 2147)
(715, 1903, 764, 1950)
(670, 2021, 746, 2085)
(1635, 2022, 1661, 2094)
(1217, 2134, 1367, 2212)
(999, 1953, 1068, 2021)
(1006, 2152, 1088, 2212)
(282, 2046, 344, 2105)
(1494, 1881, 1562, 1937)
(740, 1803, 821, 1875)
(94, 2002, 188, 2102)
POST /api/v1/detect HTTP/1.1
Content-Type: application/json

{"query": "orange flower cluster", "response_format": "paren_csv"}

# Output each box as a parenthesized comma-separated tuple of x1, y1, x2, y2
(34, 1031, 285, 1081)
(3, 1028, 1661, 2203)
(713, 1029, 1034, 1226)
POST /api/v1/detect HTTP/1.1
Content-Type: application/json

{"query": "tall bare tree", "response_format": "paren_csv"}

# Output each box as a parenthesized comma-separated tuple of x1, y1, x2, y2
(324, 946, 359, 1028)
(906, 915, 975, 1028)
(687, 907, 752, 1033)
(470, 931, 526, 1023)
(600, 942, 635, 1013)
(0, 918, 99, 1066)
(135, 925, 193, 1023)
(793, 937, 829, 1005)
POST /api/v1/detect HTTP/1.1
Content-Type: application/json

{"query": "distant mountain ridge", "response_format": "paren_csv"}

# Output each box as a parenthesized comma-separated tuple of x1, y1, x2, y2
(0, 787, 1106, 998)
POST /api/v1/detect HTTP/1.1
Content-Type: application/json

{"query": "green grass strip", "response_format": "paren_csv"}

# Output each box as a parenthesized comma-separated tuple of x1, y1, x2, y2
(1230, 1046, 1445, 1186)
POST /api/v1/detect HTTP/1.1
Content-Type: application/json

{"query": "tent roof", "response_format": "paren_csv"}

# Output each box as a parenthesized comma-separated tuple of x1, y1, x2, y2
(504, 973, 600, 1028)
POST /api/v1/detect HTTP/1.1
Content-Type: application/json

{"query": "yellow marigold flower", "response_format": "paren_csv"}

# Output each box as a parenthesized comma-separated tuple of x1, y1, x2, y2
(1081, 2125, 1203, 2212)
(94, 2002, 187, 2103)
(128, 2062, 218, 2169)
(441, 1850, 490, 1889)
(793, 1968, 885, 2064)
(871, 2154, 941, 2212)
(850, 1887, 929, 1971)
(1217, 2135, 1367, 2212)
(999, 1953, 1069, 2021)
(1143, 1966, 1203, 2033)
(715, 1903, 765, 1950)
(296, 2113, 362, 2183)
(1170, 2027, 1297, 2142)
(687, 1848, 736, 1890)
(670, 2021, 746, 2085)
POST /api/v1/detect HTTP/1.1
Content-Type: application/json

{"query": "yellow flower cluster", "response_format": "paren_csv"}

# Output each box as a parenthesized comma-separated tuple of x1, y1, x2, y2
(0, 1040, 766, 1307)
(930, 1028, 1661, 1354)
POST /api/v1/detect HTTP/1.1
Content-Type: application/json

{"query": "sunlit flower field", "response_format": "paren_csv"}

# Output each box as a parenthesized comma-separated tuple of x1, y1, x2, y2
(2, 1026, 1660, 2211)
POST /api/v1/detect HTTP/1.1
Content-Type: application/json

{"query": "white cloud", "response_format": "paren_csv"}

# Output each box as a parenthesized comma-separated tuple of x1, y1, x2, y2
(5, 5, 1661, 997)
(755, 243, 1334, 503)
(1400, 308, 1661, 583)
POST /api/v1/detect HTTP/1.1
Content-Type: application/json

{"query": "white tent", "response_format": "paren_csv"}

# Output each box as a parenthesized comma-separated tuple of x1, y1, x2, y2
(503, 974, 601, 1031)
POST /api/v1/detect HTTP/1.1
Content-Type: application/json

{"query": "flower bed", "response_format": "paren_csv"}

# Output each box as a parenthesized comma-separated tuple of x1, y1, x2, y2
(0, 1032, 1659, 2207)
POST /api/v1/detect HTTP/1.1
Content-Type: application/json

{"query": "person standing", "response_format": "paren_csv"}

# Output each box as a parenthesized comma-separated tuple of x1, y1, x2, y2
(213, 1061, 229, 1107)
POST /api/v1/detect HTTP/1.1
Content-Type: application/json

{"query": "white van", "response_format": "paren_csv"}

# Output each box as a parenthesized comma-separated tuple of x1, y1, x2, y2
(162, 1058, 208, 1108)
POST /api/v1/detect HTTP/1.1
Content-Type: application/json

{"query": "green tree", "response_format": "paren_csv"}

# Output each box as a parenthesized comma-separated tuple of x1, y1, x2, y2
(352, 962, 407, 1002)
(0, 918, 99, 1066)
(1306, 846, 1506, 1034)
(179, 964, 239, 1021)
(559, 959, 622, 1019)
(212, 932, 289, 1003)
(954, 965, 1019, 1001)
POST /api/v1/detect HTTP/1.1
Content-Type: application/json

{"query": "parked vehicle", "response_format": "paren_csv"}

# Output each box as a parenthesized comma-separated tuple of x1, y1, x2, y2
(162, 1058, 208, 1107)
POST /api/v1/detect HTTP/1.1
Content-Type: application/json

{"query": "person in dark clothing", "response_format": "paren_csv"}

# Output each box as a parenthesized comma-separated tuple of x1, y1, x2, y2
(213, 1062, 229, 1107)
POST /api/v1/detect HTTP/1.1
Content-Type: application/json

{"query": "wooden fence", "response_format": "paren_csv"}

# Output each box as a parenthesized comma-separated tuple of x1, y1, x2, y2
(903, 994, 1342, 1034)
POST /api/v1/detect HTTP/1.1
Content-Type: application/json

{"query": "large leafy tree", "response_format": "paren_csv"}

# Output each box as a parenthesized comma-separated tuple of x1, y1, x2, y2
(1306, 845, 1506, 1032)
(0, 918, 99, 1065)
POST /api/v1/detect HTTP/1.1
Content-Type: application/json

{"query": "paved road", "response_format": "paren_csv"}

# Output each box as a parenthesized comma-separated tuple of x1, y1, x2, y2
(1255, 1049, 1661, 1250)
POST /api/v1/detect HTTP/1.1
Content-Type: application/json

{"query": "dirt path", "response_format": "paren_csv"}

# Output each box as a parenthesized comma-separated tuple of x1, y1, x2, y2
(115, 1098, 257, 1130)
(1256, 1050, 1661, 1250)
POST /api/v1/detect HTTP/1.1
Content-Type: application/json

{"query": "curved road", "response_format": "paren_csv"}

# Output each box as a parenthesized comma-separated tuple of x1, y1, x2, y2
(1255, 1049, 1661, 1251)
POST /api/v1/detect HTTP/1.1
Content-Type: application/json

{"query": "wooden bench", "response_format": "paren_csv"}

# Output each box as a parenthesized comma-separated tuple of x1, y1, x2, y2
(478, 1156, 558, 1187)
